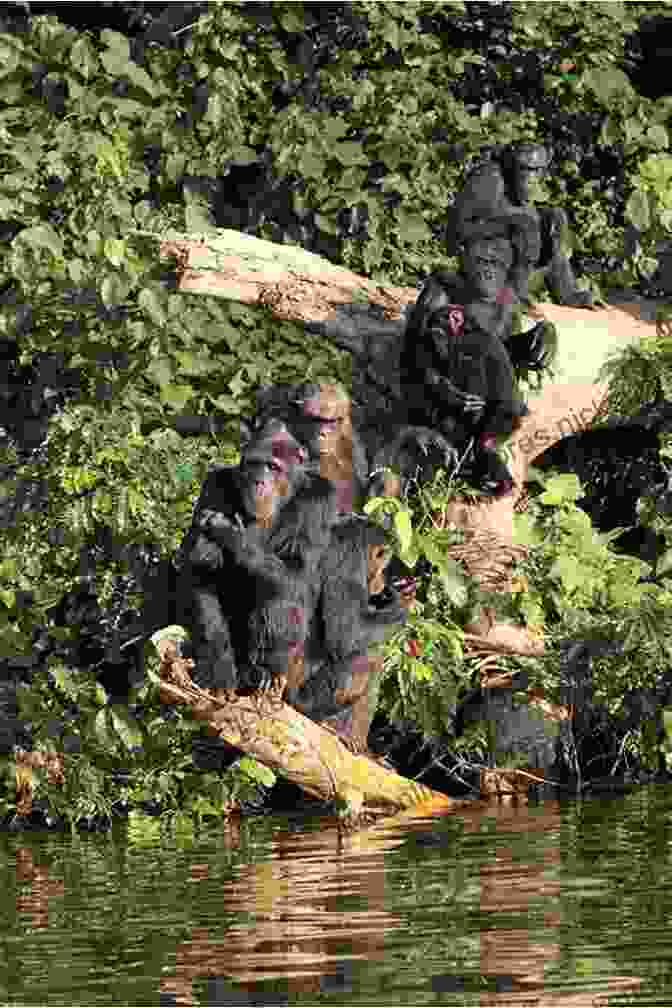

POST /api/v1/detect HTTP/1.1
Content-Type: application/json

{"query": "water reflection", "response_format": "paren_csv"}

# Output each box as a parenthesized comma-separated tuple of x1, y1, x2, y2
(160, 807, 432, 1003)
(14, 847, 65, 930)
(4, 790, 672, 1004)
(458, 801, 641, 1006)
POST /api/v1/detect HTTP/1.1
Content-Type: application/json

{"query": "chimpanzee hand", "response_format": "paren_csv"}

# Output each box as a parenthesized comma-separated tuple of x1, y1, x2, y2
(562, 289, 595, 309)
(412, 428, 461, 470)
(435, 376, 486, 422)
(509, 320, 555, 371)
(197, 509, 246, 551)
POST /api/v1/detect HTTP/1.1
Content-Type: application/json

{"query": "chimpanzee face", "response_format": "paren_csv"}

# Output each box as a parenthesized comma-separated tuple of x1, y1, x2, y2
(237, 458, 290, 521)
(298, 393, 348, 458)
(462, 237, 513, 301)
(237, 419, 307, 522)
(509, 146, 549, 206)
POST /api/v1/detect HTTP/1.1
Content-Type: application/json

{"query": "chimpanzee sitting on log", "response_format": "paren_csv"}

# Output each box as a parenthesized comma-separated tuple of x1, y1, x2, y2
(177, 418, 335, 698)
(177, 417, 408, 751)
(400, 223, 531, 496)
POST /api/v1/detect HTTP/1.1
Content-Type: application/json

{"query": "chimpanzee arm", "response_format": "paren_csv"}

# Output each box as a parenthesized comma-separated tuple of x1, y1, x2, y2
(539, 207, 594, 307)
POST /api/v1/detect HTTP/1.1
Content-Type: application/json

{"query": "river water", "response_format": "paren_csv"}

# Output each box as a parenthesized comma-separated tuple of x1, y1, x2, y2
(1, 786, 671, 1005)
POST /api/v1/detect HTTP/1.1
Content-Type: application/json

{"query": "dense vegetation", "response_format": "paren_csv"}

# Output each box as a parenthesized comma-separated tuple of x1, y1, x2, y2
(1, 1, 672, 828)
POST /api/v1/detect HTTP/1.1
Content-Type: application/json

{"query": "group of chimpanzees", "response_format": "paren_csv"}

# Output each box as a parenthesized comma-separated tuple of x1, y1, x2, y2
(399, 142, 595, 495)
(176, 142, 598, 750)
(176, 388, 424, 753)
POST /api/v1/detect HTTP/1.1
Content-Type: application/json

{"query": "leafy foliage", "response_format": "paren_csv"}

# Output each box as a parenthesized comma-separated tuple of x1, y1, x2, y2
(1, 2, 672, 822)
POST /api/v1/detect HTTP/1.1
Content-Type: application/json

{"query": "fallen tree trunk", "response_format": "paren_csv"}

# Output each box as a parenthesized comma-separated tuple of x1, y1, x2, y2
(153, 632, 467, 824)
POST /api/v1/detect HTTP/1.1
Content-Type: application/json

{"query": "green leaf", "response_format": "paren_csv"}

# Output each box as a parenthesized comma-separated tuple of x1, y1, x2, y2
(237, 757, 276, 788)
(100, 30, 131, 75)
(647, 124, 669, 150)
(68, 259, 86, 285)
(101, 273, 130, 308)
(175, 350, 213, 376)
(103, 238, 127, 268)
(138, 288, 166, 326)
(160, 385, 193, 410)
(333, 142, 367, 165)
(174, 462, 195, 485)
(656, 549, 672, 578)
(664, 709, 672, 743)
(70, 36, 99, 80)
(125, 61, 156, 97)
(210, 394, 240, 413)
(438, 565, 469, 608)
(625, 189, 651, 232)
(93, 708, 118, 751)
(315, 213, 339, 235)
(0, 40, 19, 79)
(583, 67, 632, 103)
(381, 20, 401, 50)
(393, 510, 413, 552)
(549, 554, 584, 593)
(0, 590, 16, 610)
(165, 153, 187, 183)
(51, 665, 79, 701)
(15, 224, 63, 258)
(539, 473, 583, 506)
(322, 117, 349, 143)
(599, 116, 621, 146)
(299, 150, 323, 178)
(110, 707, 143, 750)
(395, 209, 432, 243)
(204, 92, 224, 126)
(146, 357, 174, 389)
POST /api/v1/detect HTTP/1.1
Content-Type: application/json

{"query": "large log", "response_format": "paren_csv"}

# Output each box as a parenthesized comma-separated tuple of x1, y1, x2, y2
(152, 631, 466, 824)
(157, 228, 653, 472)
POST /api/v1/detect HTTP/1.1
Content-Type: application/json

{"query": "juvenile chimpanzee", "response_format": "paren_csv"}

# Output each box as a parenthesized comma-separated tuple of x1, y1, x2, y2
(177, 418, 337, 699)
(367, 423, 460, 500)
(400, 225, 530, 495)
(284, 513, 410, 752)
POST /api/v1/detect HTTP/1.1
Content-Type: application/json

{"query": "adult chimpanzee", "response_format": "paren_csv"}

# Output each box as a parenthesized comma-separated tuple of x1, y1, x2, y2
(177, 417, 336, 699)
(400, 222, 530, 495)
(178, 417, 409, 751)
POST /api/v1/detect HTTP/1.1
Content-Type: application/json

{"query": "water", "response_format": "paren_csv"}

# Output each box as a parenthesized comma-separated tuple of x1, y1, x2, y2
(1, 787, 672, 1005)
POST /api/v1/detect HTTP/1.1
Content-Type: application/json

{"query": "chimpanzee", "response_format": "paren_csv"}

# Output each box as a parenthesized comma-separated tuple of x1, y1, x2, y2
(284, 513, 410, 751)
(449, 142, 594, 308)
(177, 417, 337, 699)
(400, 224, 530, 495)
(367, 423, 460, 500)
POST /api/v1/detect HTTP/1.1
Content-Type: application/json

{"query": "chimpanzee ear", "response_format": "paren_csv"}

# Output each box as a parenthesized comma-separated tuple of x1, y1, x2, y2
(239, 418, 253, 452)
